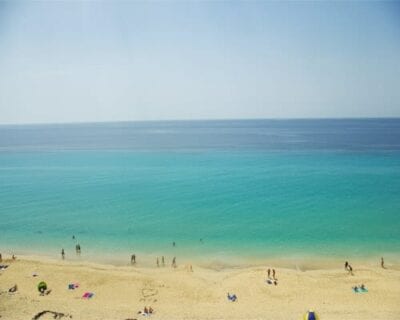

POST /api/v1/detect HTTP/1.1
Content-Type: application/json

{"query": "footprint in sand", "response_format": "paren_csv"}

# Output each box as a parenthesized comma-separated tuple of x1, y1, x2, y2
(141, 288, 158, 298)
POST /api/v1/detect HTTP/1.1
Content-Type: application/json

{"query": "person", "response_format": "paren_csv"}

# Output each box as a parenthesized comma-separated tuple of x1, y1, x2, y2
(348, 264, 353, 275)
(172, 257, 176, 268)
(72, 235, 75, 240)
(345, 261, 349, 270)
(360, 284, 366, 291)
(227, 292, 237, 302)
(8, 284, 17, 293)
(381, 257, 385, 268)
(272, 269, 276, 280)
(144, 307, 148, 314)
(61, 249, 65, 260)
(172, 242, 176, 247)
(0, 253, 2, 262)
(157, 257, 159, 267)
(267, 268, 271, 279)
(148, 306, 153, 314)
(131, 254, 136, 265)
(12, 254, 16, 260)
(162, 256, 165, 267)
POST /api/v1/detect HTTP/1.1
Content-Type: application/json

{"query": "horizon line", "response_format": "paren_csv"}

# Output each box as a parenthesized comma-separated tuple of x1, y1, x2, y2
(1, 116, 400, 127)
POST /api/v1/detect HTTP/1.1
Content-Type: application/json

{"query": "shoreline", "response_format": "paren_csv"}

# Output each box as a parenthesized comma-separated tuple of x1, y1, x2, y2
(1, 250, 399, 272)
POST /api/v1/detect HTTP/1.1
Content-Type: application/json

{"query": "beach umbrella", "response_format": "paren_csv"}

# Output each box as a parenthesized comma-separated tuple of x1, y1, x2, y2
(303, 310, 319, 320)
(37, 281, 47, 293)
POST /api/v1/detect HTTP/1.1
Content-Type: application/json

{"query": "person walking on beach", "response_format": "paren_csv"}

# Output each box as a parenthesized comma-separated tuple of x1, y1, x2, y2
(172, 257, 176, 268)
(348, 264, 353, 275)
(157, 257, 159, 267)
(381, 257, 385, 268)
(61, 249, 65, 260)
(131, 254, 136, 265)
(267, 268, 271, 279)
(162, 256, 165, 267)
(272, 269, 276, 280)
(0, 253, 2, 262)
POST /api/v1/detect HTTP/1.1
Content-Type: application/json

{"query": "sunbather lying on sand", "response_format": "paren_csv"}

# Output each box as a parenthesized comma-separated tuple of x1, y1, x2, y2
(227, 292, 237, 302)
(8, 284, 17, 293)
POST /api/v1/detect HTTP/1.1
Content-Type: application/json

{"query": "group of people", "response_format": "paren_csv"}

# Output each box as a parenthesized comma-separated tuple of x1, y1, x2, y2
(139, 306, 154, 316)
(61, 246, 81, 259)
(130, 254, 177, 268)
(344, 257, 385, 274)
(156, 256, 165, 267)
(60, 236, 82, 259)
(352, 284, 368, 293)
(0, 253, 16, 262)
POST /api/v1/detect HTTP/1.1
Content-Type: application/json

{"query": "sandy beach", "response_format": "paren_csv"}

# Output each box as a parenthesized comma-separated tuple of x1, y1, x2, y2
(1, 255, 399, 320)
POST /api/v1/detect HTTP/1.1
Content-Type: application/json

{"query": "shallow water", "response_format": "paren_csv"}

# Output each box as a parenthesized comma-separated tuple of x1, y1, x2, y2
(1, 119, 400, 264)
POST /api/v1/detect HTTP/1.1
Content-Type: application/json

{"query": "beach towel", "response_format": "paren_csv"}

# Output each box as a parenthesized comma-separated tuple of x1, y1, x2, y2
(68, 283, 79, 290)
(353, 287, 368, 293)
(82, 292, 94, 299)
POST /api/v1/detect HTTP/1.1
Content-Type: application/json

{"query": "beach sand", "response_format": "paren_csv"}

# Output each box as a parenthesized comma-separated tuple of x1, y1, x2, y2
(1, 256, 399, 320)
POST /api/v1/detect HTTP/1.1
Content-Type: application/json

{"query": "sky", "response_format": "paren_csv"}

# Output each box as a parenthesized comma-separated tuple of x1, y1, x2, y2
(0, 1, 399, 124)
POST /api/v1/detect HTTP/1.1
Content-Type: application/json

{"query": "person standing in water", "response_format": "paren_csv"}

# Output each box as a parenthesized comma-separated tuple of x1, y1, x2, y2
(61, 249, 65, 260)
(131, 254, 136, 265)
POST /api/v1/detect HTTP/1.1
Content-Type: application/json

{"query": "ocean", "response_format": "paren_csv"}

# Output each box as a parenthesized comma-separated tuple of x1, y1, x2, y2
(1, 119, 400, 266)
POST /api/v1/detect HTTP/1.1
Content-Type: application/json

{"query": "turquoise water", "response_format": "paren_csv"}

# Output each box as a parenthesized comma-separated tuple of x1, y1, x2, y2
(1, 119, 400, 265)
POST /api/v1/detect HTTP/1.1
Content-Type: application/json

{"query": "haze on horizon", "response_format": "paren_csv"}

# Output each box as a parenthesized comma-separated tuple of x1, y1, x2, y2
(0, 1, 399, 125)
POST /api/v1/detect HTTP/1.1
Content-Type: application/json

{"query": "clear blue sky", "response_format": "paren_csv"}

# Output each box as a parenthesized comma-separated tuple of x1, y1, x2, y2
(0, 1, 399, 124)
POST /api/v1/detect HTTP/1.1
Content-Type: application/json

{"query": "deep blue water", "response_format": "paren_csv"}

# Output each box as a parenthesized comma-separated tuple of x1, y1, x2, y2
(0, 119, 400, 265)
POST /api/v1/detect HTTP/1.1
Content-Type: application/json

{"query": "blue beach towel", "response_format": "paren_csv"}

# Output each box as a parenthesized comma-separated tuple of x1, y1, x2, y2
(353, 287, 368, 293)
